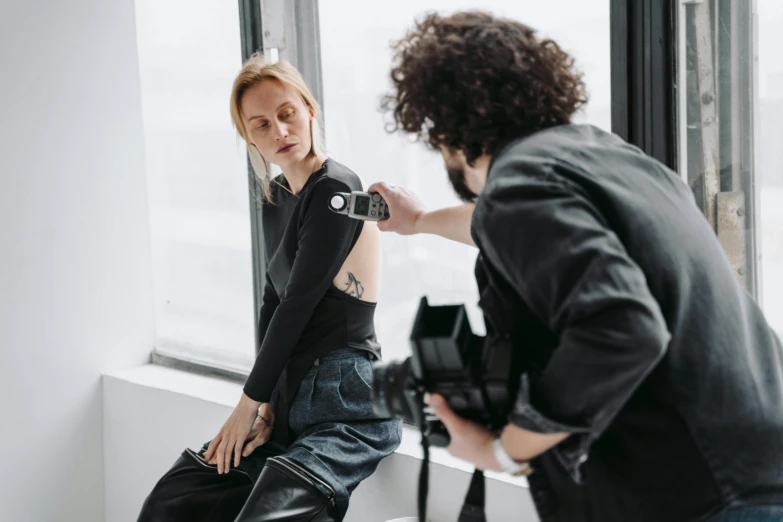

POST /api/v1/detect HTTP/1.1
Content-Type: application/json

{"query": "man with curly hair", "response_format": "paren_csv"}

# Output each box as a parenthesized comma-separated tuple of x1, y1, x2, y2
(369, 10, 783, 522)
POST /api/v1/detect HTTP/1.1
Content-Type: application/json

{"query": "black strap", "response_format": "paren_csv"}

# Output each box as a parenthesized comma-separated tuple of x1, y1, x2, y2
(458, 469, 487, 522)
(416, 419, 486, 522)
(417, 411, 430, 522)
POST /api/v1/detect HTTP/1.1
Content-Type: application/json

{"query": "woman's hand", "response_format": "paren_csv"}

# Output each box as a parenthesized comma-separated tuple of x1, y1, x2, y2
(242, 403, 275, 457)
(367, 182, 426, 236)
(203, 393, 261, 474)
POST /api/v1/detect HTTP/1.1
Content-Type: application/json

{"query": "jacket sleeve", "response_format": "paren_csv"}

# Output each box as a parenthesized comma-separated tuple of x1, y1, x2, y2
(475, 166, 671, 481)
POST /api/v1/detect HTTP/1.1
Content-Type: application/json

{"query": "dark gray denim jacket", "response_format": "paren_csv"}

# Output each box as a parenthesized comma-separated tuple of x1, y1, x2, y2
(471, 124, 783, 522)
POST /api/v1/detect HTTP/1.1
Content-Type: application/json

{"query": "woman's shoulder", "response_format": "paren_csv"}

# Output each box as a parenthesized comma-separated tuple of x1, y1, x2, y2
(317, 158, 364, 192)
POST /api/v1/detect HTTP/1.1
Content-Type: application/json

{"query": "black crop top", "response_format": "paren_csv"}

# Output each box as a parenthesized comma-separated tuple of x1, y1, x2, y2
(243, 158, 381, 403)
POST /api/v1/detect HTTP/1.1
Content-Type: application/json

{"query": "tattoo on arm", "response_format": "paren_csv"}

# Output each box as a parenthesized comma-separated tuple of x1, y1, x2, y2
(343, 272, 364, 299)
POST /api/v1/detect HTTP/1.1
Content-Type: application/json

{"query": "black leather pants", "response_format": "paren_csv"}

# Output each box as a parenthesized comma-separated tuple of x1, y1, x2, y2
(137, 448, 337, 522)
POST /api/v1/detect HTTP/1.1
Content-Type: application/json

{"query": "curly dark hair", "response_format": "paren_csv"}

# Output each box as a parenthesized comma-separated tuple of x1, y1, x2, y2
(381, 11, 588, 164)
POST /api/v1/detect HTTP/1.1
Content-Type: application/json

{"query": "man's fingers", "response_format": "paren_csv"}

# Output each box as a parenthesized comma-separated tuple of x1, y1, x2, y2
(428, 393, 461, 432)
(367, 181, 385, 193)
(369, 182, 392, 199)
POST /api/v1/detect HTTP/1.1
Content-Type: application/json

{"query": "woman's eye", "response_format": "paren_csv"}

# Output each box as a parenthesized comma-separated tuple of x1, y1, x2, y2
(257, 122, 269, 130)
(281, 110, 294, 119)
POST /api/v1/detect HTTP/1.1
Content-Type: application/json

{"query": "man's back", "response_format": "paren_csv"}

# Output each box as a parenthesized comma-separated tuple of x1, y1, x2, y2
(473, 124, 783, 522)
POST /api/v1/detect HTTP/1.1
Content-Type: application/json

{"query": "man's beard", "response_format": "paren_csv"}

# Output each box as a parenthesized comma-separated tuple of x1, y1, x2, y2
(447, 166, 479, 203)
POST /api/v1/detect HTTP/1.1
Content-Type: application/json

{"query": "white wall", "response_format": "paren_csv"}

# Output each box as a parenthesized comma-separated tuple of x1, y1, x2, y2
(104, 366, 540, 522)
(0, 1, 154, 521)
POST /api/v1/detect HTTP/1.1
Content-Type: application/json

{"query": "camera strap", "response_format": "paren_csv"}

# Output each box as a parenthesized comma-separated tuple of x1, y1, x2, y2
(418, 416, 431, 521)
(417, 414, 487, 521)
(458, 469, 487, 522)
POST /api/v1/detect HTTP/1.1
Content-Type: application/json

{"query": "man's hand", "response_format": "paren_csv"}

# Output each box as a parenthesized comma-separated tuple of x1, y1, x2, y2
(367, 182, 477, 247)
(427, 393, 501, 472)
(428, 393, 571, 471)
(203, 393, 261, 474)
(367, 182, 427, 235)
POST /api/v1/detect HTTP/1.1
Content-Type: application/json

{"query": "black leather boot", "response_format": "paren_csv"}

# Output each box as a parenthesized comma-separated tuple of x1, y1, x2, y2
(234, 456, 338, 522)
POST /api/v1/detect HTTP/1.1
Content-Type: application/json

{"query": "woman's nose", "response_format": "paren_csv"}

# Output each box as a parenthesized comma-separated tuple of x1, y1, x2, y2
(274, 123, 288, 140)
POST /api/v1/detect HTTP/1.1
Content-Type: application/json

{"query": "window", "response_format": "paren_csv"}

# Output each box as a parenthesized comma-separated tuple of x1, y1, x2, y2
(677, 0, 783, 334)
(318, 0, 611, 362)
(135, 0, 256, 372)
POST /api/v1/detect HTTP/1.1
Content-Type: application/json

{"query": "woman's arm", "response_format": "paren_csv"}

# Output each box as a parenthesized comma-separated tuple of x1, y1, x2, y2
(367, 182, 476, 247)
(257, 270, 279, 346)
(204, 177, 359, 474)
(242, 176, 362, 403)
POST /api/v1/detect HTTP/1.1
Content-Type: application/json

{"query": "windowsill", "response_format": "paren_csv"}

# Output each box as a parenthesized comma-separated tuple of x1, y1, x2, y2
(107, 363, 529, 488)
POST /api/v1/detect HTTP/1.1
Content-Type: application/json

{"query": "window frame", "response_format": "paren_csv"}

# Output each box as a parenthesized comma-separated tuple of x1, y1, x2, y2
(610, 0, 678, 170)
(151, 0, 323, 380)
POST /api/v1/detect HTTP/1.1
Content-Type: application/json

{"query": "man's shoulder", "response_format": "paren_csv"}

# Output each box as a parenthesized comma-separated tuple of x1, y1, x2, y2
(482, 124, 625, 199)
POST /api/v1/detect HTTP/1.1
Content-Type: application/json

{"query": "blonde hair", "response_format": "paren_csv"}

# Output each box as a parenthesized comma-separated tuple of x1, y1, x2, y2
(230, 53, 324, 202)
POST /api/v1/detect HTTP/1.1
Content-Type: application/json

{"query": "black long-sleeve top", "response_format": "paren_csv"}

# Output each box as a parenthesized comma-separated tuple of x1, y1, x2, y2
(243, 158, 381, 403)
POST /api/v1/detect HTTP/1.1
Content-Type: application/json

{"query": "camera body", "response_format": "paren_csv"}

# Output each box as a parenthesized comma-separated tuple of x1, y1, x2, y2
(328, 191, 390, 221)
(372, 297, 521, 446)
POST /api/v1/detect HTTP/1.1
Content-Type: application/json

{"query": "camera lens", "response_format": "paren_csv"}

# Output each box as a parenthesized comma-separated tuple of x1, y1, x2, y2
(371, 358, 416, 423)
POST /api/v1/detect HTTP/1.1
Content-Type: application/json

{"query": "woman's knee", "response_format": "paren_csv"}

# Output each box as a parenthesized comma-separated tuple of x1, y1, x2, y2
(137, 452, 252, 522)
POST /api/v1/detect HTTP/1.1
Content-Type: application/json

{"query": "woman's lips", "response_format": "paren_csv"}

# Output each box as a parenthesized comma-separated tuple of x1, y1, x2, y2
(277, 143, 297, 154)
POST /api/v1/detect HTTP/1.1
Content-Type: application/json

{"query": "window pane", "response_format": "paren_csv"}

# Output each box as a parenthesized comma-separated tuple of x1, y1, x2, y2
(678, 0, 783, 335)
(319, 1, 611, 362)
(134, 0, 255, 364)
(757, 1, 783, 334)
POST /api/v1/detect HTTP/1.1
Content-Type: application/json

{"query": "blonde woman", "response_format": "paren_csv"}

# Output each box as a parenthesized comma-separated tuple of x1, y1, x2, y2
(137, 55, 401, 522)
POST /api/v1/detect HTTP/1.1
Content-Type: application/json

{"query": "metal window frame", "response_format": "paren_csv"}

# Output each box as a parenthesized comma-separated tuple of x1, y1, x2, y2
(239, 0, 268, 361)
(611, 0, 760, 298)
(611, 0, 678, 171)
(242, 0, 324, 357)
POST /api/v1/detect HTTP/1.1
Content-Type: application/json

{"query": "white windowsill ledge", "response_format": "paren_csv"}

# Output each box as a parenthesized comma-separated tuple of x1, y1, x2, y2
(106, 363, 529, 488)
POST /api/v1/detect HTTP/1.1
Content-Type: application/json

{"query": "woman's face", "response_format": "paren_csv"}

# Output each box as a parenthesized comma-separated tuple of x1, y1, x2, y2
(242, 79, 314, 168)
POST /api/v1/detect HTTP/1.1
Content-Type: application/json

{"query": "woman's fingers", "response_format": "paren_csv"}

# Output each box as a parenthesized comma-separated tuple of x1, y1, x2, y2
(242, 428, 271, 457)
(234, 439, 243, 468)
(216, 439, 228, 474)
(203, 435, 219, 462)
(242, 439, 257, 457)
(222, 437, 232, 474)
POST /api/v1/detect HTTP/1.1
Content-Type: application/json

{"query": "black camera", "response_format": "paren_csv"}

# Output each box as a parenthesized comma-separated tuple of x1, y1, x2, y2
(371, 296, 521, 447)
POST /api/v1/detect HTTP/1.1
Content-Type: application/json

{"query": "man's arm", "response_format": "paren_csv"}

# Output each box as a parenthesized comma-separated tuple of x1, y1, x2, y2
(368, 182, 476, 247)
(475, 168, 670, 479)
